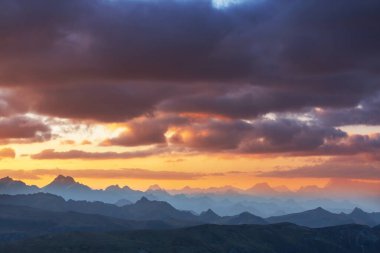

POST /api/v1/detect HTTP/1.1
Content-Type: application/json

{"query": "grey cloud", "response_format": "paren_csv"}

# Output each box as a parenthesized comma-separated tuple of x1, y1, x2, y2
(30, 146, 167, 160)
(0, 0, 379, 122)
(0, 116, 51, 143)
(102, 115, 189, 146)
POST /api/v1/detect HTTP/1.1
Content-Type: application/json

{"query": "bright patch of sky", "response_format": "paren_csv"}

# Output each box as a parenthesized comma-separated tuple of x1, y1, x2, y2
(212, 0, 244, 8)
(25, 113, 125, 144)
(339, 125, 380, 135)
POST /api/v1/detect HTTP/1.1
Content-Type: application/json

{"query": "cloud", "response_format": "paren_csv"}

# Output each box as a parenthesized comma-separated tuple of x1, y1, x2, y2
(30, 146, 167, 160)
(102, 115, 188, 146)
(23, 84, 175, 122)
(160, 86, 364, 119)
(0, 0, 380, 163)
(0, 0, 379, 123)
(257, 157, 380, 180)
(169, 117, 347, 154)
(0, 116, 51, 143)
(0, 148, 15, 159)
(0, 90, 27, 117)
(0, 168, 226, 181)
(316, 92, 380, 126)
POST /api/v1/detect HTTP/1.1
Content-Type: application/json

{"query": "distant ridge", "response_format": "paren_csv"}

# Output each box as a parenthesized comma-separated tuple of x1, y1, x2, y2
(266, 207, 380, 228)
(1, 175, 379, 218)
(0, 193, 379, 228)
(0, 177, 39, 195)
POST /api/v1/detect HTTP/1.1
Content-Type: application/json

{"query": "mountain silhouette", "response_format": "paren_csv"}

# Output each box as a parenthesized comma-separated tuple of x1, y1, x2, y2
(246, 183, 278, 196)
(0, 175, 379, 218)
(0, 193, 198, 225)
(267, 207, 354, 227)
(199, 209, 221, 223)
(114, 198, 132, 207)
(43, 175, 92, 195)
(0, 177, 39, 195)
(349, 207, 378, 226)
(223, 212, 268, 225)
(0, 204, 173, 242)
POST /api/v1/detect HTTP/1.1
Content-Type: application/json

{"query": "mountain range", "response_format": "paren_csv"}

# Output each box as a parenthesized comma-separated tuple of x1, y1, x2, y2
(0, 192, 379, 230)
(1, 175, 379, 217)
(0, 189, 380, 252)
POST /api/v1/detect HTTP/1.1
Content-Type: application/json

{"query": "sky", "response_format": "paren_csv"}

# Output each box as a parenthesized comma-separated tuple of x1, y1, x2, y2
(0, 0, 380, 190)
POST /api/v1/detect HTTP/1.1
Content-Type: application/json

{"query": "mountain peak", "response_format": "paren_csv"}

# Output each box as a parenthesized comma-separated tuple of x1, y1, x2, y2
(147, 184, 163, 191)
(138, 196, 150, 203)
(248, 182, 277, 195)
(274, 185, 291, 193)
(0, 176, 14, 183)
(311, 207, 329, 214)
(200, 209, 219, 218)
(43, 175, 91, 193)
(52, 175, 76, 185)
(106, 185, 121, 191)
(199, 209, 220, 222)
(351, 207, 366, 215)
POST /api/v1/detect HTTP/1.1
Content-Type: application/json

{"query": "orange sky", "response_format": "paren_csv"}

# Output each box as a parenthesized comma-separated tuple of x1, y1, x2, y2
(0, 124, 378, 190)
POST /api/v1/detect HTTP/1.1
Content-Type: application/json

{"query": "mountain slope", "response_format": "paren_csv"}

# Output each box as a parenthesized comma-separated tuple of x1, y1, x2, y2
(0, 204, 172, 242)
(267, 207, 354, 228)
(0, 193, 198, 225)
(223, 212, 268, 225)
(0, 177, 39, 195)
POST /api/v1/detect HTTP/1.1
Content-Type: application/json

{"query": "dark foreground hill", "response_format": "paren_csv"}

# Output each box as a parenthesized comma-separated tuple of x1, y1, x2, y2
(1, 223, 380, 253)
(267, 207, 380, 228)
(0, 193, 267, 227)
(0, 204, 173, 242)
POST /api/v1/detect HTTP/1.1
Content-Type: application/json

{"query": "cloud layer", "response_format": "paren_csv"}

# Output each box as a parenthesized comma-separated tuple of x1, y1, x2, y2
(1, 0, 380, 165)
(0, 168, 224, 181)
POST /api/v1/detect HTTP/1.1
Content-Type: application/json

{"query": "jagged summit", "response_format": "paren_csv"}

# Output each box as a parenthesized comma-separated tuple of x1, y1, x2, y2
(351, 207, 366, 215)
(43, 175, 91, 193)
(148, 184, 163, 191)
(200, 209, 220, 219)
(247, 182, 277, 195)
(309, 207, 330, 214)
(106, 184, 122, 191)
(0, 176, 39, 194)
(139, 196, 150, 202)
(274, 185, 292, 193)
(0, 176, 14, 183)
(50, 175, 76, 185)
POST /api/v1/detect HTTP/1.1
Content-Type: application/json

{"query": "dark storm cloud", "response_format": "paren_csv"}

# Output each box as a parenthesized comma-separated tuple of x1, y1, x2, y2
(160, 86, 364, 119)
(169, 117, 347, 153)
(103, 115, 188, 146)
(0, 116, 51, 143)
(238, 118, 347, 154)
(170, 119, 251, 150)
(0, 90, 27, 116)
(0, 0, 380, 163)
(0, 0, 379, 123)
(311, 134, 380, 156)
(23, 84, 174, 122)
(316, 92, 380, 126)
